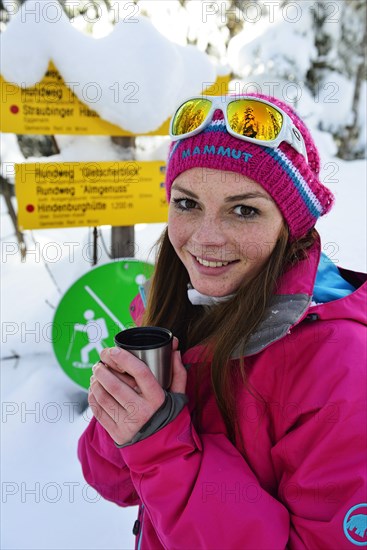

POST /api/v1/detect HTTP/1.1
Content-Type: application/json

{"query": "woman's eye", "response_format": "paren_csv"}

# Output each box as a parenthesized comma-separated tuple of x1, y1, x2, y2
(233, 205, 259, 218)
(173, 198, 197, 211)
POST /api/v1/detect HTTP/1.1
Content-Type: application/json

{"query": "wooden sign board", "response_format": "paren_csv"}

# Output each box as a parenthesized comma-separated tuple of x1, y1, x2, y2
(16, 160, 168, 229)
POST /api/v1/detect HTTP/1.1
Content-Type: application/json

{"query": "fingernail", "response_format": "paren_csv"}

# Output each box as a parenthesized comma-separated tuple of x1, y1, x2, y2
(110, 347, 121, 356)
(90, 375, 95, 385)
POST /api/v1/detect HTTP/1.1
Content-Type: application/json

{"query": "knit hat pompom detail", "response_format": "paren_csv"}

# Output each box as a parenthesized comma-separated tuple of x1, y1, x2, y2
(165, 93, 334, 241)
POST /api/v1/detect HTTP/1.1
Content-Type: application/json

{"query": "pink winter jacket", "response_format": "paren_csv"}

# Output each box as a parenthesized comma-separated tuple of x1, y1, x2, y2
(78, 238, 367, 549)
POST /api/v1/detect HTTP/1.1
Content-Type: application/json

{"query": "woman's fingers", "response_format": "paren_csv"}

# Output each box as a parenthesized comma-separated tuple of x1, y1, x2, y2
(169, 349, 187, 393)
(172, 336, 179, 352)
(89, 377, 123, 423)
(90, 356, 165, 444)
(88, 384, 122, 436)
(93, 362, 141, 410)
(99, 348, 165, 407)
(88, 385, 138, 445)
(93, 361, 141, 392)
(99, 349, 125, 372)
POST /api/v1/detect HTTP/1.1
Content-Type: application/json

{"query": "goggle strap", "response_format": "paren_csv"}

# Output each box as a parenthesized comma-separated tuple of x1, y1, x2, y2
(288, 125, 308, 161)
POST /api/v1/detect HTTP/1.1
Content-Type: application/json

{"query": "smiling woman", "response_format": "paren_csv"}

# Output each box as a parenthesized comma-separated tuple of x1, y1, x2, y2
(168, 168, 284, 297)
(78, 94, 367, 550)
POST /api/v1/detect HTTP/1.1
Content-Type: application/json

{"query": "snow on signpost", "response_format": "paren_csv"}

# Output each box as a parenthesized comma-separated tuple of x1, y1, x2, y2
(0, 0, 217, 135)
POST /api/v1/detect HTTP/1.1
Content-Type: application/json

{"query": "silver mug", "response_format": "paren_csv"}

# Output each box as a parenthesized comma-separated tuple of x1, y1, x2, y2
(114, 326, 173, 389)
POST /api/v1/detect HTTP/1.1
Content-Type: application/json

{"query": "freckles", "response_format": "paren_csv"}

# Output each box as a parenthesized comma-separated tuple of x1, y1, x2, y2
(169, 221, 184, 238)
(168, 222, 187, 250)
(238, 228, 276, 264)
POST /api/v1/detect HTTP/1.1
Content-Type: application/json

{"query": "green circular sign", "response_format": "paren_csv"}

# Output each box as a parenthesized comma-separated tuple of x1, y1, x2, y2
(52, 259, 154, 389)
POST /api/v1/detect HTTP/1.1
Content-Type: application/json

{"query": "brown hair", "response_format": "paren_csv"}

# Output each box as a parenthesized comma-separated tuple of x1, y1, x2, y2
(143, 226, 318, 444)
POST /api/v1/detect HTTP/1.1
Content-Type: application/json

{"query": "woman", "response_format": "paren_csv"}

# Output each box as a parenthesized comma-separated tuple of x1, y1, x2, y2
(78, 94, 367, 549)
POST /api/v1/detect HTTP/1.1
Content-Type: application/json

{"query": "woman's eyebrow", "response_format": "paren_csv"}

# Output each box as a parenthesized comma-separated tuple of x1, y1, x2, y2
(225, 193, 272, 202)
(171, 186, 272, 203)
(171, 185, 199, 199)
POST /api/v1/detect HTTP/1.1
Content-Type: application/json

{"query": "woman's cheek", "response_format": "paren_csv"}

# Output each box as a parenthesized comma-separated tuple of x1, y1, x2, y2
(168, 216, 186, 250)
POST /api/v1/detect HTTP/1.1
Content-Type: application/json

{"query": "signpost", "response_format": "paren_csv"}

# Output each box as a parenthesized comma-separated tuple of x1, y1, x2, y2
(15, 160, 168, 230)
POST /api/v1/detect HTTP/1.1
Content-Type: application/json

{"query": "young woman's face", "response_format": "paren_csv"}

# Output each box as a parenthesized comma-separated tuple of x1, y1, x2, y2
(168, 167, 285, 297)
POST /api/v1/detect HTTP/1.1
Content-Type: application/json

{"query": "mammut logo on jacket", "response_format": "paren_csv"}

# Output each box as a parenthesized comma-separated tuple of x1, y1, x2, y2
(343, 504, 367, 545)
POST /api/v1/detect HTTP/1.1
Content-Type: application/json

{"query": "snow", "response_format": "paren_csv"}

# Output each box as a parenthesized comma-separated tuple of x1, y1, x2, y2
(1, 356, 137, 550)
(1, 1, 216, 133)
(138, 0, 189, 45)
(316, 158, 366, 269)
(1, 2, 366, 549)
(358, 81, 367, 153)
(317, 73, 355, 133)
(227, 1, 315, 80)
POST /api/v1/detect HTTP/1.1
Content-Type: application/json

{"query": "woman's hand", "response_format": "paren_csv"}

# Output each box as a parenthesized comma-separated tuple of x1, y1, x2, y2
(88, 338, 187, 445)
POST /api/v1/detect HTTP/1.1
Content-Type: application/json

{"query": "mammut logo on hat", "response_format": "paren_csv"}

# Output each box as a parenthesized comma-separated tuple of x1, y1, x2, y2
(181, 145, 253, 163)
(343, 503, 367, 545)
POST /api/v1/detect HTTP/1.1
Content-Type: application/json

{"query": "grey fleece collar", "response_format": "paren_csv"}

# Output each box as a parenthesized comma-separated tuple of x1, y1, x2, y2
(231, 293, 311, 358)
(141, 280, 311, 358)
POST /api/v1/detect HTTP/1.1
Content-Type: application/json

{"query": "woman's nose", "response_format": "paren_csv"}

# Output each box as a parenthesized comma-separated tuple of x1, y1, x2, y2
(191, 215, 227, 249)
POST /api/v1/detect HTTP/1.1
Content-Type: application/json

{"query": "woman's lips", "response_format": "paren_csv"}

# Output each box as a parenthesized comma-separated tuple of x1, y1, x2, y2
(190, 253, 239, 274)
(195, 256, 229, 268)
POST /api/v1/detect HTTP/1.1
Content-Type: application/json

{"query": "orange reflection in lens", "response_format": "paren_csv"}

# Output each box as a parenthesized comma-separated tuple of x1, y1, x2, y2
(171, 99, 212, 136)
(227, 100, 283, 141)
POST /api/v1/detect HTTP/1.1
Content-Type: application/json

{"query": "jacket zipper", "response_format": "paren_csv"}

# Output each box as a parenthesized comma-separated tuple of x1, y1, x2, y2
(136, 504, 144, 550)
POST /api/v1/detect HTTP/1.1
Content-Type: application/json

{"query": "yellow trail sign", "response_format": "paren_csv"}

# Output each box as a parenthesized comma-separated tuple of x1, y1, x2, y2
(16, 161, 168, 230)
(1, 61, 229, 136)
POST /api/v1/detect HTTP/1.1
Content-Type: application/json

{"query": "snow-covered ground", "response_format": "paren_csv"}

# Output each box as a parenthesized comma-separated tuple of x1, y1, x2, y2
(1, 357, 138, 550)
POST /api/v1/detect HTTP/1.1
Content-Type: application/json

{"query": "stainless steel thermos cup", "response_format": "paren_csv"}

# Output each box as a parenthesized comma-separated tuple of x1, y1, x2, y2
(114, 326, 173, 389)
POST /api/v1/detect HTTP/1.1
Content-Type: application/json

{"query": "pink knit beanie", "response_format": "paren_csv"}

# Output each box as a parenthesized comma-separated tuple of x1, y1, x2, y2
(165, 93, 334, 240)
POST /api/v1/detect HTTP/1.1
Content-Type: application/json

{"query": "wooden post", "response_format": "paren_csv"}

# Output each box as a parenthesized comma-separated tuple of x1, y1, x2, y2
(110, 136, 136, 259)
(1, 175, 27, 260)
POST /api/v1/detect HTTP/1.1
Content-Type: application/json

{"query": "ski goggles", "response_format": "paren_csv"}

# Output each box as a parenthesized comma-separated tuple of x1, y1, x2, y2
(169, 95, 308, 161)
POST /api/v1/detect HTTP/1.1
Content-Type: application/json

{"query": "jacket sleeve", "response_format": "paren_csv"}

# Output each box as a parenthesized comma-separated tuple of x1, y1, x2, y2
(77, 416, 140, 507)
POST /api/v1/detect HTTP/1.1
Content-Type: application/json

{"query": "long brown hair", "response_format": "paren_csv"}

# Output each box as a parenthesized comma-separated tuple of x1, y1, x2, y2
(143, 225, 318, 444)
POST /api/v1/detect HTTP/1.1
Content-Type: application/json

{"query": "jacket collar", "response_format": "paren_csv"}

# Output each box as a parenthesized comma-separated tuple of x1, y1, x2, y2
(232, 234, 367, 358)
(231, 237, 320, 358)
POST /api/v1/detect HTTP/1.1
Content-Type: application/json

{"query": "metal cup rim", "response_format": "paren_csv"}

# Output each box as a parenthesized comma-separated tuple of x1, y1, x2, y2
(114, 326, 173, 351)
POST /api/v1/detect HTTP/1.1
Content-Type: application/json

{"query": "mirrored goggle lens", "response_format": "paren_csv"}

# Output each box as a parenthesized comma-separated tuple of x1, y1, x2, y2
(227, 99, 283, 141)
(171, 98, 212, 136)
